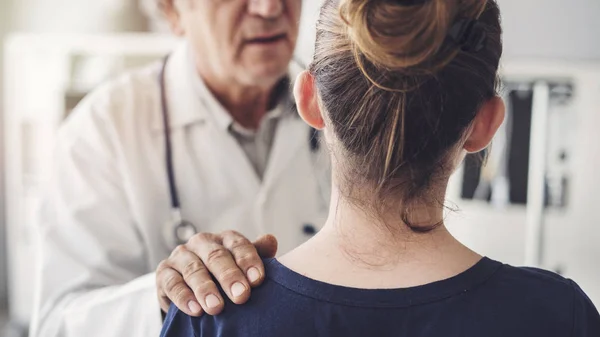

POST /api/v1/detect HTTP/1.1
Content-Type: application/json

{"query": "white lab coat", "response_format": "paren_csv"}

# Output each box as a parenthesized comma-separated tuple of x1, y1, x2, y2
(30, 43, 331, 337)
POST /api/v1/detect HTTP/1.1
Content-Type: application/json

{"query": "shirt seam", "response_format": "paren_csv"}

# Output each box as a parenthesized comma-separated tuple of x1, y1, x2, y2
(266, 262, 505, 309)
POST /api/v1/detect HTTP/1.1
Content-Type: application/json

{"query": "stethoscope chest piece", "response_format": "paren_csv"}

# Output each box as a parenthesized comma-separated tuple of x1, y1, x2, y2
(163, 208, 198, 248)
(173, 220, 197, 245)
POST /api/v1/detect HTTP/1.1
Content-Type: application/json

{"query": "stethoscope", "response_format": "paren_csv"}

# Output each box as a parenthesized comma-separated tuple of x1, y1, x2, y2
(159, 55, 322, 247)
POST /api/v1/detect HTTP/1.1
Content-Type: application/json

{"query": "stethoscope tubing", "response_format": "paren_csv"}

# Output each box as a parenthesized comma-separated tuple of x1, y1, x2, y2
(158, 54, 320, 247)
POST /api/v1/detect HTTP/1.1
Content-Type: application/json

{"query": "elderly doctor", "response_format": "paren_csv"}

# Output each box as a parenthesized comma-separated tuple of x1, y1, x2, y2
(30, 0, 329, 336)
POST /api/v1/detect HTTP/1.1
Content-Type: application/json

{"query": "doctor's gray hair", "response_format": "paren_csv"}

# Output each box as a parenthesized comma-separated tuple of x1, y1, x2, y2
(311, 0, 502, 231)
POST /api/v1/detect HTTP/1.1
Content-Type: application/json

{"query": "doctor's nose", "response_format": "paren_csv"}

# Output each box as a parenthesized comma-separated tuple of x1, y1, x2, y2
(248, 0, 284, 19)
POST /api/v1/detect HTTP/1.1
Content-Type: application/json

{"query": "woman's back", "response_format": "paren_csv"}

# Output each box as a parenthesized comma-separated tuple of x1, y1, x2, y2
(162, 258, 599, 337)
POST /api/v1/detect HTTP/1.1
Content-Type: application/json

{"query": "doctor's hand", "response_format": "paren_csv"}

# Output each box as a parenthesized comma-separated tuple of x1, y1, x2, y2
(156, 231, 278, 317)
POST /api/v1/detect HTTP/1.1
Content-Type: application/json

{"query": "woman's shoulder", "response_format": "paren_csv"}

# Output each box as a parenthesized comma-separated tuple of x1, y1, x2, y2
(484, 262, 600, 336)
(160, 260, 315, 337)
(492, 263, 584, 296)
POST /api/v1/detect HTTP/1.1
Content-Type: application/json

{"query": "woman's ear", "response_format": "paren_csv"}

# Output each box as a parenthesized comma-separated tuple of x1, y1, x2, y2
(159, 0, 186, 36)
(294, 71, 325, 130)
(464, 96, 505, 153)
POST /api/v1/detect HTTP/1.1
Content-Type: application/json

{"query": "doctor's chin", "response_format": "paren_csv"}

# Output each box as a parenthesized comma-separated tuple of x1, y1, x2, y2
(1, 0, 600, 337)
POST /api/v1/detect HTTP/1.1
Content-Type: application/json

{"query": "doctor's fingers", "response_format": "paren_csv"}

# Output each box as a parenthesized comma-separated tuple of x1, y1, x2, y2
(252, 234, 278, 259)
(187, 234, 252, 305)
(221, 230, 268, 287)
(156, 260, 204, 317)
(169, 246, 226, 315)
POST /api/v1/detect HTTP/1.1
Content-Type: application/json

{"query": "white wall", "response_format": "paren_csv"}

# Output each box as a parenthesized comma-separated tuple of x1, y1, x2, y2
(296, 1, 321, 64)
(499, 0, 600, 60)
(0, 0, 12, 308)
(10, 0, 147, 33)
(0, 0, 14, 309)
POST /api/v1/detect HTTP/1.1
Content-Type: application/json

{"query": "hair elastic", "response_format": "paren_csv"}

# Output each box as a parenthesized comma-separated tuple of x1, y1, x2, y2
(448, 18, 488, 52)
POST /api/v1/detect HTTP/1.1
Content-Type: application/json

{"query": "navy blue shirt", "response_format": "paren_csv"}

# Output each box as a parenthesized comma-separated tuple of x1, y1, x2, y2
(161, 258, 600, 337)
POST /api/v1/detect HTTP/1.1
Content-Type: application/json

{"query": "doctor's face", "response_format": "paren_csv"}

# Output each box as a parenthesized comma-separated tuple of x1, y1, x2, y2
(171, 0, 301, 88)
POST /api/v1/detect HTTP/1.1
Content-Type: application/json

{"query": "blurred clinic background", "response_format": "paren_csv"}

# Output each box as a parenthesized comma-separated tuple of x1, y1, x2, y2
(1, 0, 600, 335)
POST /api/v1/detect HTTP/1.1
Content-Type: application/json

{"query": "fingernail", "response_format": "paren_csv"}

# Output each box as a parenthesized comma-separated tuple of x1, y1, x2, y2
(231, 282, 246, 298)
(205, 294, 220, 309)
(247, 267, 261, 283)
(188, 301, 201, 314)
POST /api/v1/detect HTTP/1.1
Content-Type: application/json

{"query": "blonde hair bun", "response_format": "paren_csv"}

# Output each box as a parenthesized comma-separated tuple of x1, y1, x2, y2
(339, 0, 485, 72)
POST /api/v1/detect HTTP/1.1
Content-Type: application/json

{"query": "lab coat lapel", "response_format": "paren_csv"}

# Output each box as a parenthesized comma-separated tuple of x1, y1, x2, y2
(152, 42, 207, 132)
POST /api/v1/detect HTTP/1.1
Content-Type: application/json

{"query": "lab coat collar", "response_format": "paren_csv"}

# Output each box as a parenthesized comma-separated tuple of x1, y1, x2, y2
(152, 42, 304, 132)
(152, 42, 206, 131)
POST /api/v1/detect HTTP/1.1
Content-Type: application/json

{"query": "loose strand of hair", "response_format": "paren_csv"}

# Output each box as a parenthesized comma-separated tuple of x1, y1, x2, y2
(381, 94, 403, 186)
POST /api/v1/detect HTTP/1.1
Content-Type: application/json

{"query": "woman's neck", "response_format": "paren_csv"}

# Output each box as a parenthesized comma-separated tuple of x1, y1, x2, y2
(279, 186, 481, 289)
